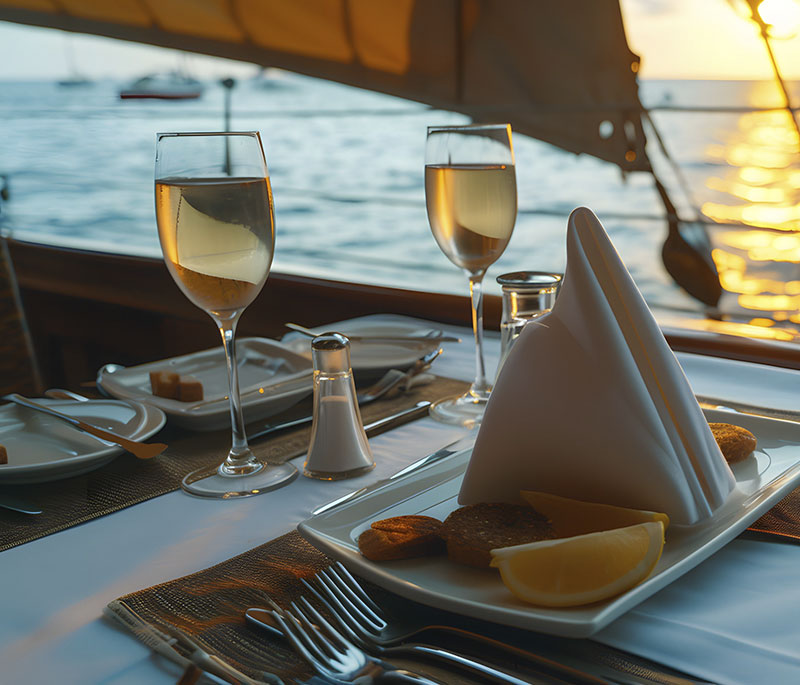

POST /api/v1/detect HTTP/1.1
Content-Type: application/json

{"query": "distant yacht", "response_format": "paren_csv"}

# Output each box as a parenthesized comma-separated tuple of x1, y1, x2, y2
(119, 72, 203, 100)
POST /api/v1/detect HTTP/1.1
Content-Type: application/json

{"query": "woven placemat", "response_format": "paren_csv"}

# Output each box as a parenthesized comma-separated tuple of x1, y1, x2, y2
(747, 488, 800, 541)
(0, 375, 469, 553)
(107, 531, 708, 684)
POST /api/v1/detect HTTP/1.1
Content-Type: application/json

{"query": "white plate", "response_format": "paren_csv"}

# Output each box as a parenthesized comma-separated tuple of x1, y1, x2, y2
(97, 338, 313, 431)
(299, 408, 800, 638)
(282, 314, 449, 375)
(0, 398, 166, 484)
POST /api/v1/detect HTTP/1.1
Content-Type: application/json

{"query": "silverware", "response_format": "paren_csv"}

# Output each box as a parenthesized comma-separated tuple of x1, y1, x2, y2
(301, 564, 705, 685)
(4, 394, 167, 460)
(293, 564, 604, 685)
(43, 388, 91, 402)
(0, 494, 42, 515)
(262, 597, 439, 684)
(357, 347, 441, 404)
(311, 432, 475, 517)
(285, 323, 461, 344)
(248, 600, 542, 685)
(697, 395, 800, 423)
(250, 348, 441, 440)
(104, 602, 282, 685)
(250, 398, 431, 444)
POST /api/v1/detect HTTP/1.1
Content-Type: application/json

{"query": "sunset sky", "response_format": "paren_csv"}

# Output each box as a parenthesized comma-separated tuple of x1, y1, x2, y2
(1, 0, 799, 81)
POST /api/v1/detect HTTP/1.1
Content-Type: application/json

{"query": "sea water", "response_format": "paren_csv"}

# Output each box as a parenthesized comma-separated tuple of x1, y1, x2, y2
(0, 76, 798, 317)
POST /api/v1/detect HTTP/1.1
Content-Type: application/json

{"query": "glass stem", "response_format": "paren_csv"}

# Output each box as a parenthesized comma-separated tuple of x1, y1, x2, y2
(217, 313, 259, 475)
(468, 270, 490, 400)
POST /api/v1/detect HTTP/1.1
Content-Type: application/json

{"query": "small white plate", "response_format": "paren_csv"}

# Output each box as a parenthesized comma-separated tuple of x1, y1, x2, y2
(282, 314, 449, 375)
(97, 338, 313, 431)
(299, 408, 800, 638)
(0, 398, 166, 484)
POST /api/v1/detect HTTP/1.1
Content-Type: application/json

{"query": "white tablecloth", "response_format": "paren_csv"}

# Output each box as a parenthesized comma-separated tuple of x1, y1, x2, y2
(2, 324, 800, 685)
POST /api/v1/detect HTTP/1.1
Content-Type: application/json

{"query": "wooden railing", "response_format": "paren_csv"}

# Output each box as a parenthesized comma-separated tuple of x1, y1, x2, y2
(7, 239, 800, 390)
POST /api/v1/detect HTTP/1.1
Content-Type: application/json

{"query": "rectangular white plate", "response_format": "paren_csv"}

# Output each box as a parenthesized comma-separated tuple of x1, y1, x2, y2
(299, 408, 800, 638)
(97, 338, 312, 431)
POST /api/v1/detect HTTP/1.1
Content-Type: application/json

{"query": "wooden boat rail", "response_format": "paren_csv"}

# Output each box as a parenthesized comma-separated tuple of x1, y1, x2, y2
(7, 238, 800, 390)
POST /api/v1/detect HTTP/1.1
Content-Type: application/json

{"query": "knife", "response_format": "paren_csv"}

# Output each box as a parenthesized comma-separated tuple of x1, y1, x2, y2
(285, 323, 461, 344)
(4, 394, 167, 460)
(312, 430, 476, 516)
(249, 399, 431, 443)
(0, 494, 42, 515)
(696, 395, 800, 423)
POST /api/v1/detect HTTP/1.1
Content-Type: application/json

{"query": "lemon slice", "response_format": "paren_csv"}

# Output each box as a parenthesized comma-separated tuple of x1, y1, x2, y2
(521, 490, 670, 538)
(490, 521, 665, 607)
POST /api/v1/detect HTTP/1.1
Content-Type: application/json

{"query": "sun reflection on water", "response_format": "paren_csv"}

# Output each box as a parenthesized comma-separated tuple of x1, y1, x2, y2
(695, 91, 800, 338)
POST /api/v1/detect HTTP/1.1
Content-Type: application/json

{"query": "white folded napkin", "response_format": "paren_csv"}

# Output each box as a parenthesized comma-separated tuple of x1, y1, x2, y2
(459, 207, 735, 525)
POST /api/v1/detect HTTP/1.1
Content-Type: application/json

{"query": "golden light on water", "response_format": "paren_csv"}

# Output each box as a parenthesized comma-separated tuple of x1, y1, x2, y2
(699, 90, 800, 337)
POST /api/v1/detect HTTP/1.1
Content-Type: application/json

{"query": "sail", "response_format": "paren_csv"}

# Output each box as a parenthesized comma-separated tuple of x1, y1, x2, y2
(0, 0, 649, 170)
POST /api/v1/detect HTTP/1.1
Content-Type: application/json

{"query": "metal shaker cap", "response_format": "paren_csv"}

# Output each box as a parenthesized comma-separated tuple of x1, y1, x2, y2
(496, 271, 562, 291)
(311, 333, 351, 373)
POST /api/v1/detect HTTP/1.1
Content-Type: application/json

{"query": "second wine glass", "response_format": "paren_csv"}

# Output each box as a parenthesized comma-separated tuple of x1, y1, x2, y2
(425, 123, 517, 426)
(155, 131, 298, 497)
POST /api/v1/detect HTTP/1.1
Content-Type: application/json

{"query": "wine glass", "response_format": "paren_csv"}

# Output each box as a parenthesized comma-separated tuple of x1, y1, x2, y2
(425, 124, 517, 426)
(154, 131, 298, 497)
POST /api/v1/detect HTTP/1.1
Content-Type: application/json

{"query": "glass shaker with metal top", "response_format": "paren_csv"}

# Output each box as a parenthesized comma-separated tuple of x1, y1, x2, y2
(496, 271, 562, 374)
(304, 333, 375, 480)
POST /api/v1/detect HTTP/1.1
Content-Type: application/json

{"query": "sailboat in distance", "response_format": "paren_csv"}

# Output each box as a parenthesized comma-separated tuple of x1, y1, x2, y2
(57, 35, 92, 87)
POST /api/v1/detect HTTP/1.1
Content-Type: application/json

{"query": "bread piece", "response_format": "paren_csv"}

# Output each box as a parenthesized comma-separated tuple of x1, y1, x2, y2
(0, 444, 7, 465)
(710, 423, 757, 463)
(149, 370, 180, 399)
(358, 515, 444, 561)
(177, 376, 204, 402)
(441, 503, 556, 568)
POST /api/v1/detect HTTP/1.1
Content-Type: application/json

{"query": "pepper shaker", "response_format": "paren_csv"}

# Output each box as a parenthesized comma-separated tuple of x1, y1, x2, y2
(304, 333, 375, 480)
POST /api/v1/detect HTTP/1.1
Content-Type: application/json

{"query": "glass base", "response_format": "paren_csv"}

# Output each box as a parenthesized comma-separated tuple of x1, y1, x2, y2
(429, 391, 489, 428)
(181, 460, 298, 499)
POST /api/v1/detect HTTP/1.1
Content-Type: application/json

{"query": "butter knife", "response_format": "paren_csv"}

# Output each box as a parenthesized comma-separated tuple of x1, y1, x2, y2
(697, 395, 800, 423)
(285, 323, 461, 344)
(0, 494, 42, 515)
(249, 399, 431, 443)
(4, 394, 167, 460)
(312, 431, 476, 516)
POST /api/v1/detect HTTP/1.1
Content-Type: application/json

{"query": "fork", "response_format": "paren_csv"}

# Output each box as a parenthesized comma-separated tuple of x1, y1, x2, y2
(299, 564, 607, 685)
(356, 347, 441, 404)
(302, 565, 704, 685)
(249, 584, 558, 685)
(267, 597, 440, 684)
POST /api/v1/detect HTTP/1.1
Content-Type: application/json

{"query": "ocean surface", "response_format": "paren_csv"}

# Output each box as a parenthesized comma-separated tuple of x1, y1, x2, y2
(1, 75, 799, 322)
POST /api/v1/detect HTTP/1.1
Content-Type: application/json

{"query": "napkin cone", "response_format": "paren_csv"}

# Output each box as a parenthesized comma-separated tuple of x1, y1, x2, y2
(460, 207, 735, 525)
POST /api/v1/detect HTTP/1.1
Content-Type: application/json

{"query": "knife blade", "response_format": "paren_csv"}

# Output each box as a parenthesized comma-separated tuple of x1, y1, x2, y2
(4, 394, 167, 460)
(0, 494, 42, 515)
(311, 430, 476, 516)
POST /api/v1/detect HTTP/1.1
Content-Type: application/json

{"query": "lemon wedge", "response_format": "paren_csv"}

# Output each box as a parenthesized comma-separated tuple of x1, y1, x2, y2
(520, 490, 670, 538)
(490, 521, 665, 607)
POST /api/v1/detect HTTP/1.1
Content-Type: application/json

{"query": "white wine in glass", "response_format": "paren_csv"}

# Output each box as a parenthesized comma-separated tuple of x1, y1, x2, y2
(425, 124, 517, 426)
(155, 132, 298, 497)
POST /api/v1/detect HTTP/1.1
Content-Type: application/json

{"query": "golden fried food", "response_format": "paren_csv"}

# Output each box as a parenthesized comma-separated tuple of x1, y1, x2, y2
(710, 422, 757, 463)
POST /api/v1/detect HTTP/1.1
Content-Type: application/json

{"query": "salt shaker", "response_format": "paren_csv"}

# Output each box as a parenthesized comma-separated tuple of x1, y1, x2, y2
(496, 271, 562, 374)
(304, 333, 375, 480)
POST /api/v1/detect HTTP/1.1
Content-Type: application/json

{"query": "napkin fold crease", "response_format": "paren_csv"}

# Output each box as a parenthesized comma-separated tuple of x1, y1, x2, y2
(459, 207, 735, 525)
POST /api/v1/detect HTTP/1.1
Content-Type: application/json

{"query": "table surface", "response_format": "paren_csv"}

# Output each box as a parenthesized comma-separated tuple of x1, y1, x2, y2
(2, 320, 800, 685)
